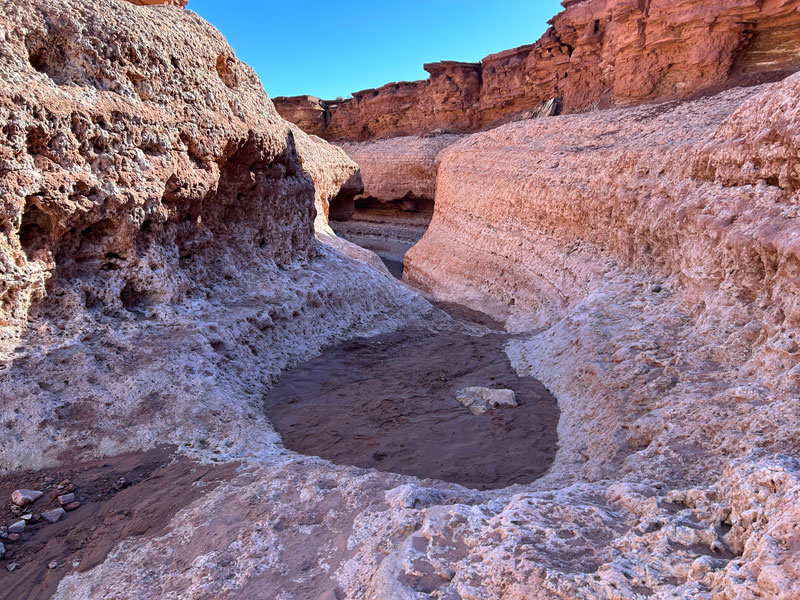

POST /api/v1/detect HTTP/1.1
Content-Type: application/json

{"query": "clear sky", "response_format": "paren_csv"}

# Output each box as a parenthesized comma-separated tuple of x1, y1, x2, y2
(189, 0, 565, 100)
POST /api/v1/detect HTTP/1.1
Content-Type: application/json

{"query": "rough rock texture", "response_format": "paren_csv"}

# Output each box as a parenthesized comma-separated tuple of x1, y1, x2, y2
(398, 75, 800, 597)
(3, 0, 800, 599)
(325, 135, 461, 276)
(0, 0, 429, 469)
(338, 134, 460, 204)
(275, 0, 800, 141)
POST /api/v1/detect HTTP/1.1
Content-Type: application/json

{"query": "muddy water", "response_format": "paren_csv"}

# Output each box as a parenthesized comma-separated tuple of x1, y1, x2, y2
(263, 306, 559, 490)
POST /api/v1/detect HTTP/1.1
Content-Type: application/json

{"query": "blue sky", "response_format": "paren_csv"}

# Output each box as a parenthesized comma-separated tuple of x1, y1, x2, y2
(189, 0, 565, 100)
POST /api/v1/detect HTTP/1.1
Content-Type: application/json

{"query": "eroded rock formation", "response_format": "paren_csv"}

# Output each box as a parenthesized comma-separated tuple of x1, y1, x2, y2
(0, 0, 429, 468)
(275, 0, 800, 141)
(399, 74, 800, 597)
(2, 0, 799, 598)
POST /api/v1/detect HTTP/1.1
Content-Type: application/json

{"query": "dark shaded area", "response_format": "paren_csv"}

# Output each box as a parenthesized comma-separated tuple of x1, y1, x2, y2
(0, 447, 236, 600)
(381, 257, 404, 279)
(264, 322, 559, 490)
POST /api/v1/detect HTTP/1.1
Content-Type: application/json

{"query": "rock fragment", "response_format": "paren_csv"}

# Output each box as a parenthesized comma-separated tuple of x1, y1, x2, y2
(41, 508, 66, 524)
(455, 387, 517, 415)
(64, 501, 81, 511)
(8, 521, 25, 534)
(57, 493, 75, 506)
(11, 489, 43, 508)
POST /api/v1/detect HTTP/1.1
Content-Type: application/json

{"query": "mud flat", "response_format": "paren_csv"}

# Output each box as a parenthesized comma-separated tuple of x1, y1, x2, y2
(263, 306, 559, 490)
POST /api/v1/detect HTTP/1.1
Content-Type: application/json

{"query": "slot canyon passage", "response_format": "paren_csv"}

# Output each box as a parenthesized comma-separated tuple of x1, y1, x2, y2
(1, 1, 800, 599)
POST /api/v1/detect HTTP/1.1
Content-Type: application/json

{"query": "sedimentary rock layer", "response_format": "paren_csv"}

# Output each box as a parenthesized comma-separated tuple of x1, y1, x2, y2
(0, 0, 428, 467)
(338, 134, 461, 204)
(275, 0, 800, 141)
(400, 75, 800, 596)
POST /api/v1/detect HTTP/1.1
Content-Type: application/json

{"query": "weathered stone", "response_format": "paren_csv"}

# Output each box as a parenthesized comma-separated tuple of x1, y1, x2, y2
(11, 489, 43, 507)
(455, 387, 518, 416)
(64, 501, 81, 511)
(8, 521, 25, 534)
(41, 508, 66, 524)
(57, 493, 75, 506)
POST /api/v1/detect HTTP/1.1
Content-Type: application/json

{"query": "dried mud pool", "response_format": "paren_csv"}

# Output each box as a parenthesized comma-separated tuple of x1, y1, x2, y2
(263, 304, 560, 490)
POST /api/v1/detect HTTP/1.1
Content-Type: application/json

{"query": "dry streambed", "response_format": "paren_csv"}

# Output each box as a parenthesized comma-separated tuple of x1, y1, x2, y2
(263, 305, 559, 490)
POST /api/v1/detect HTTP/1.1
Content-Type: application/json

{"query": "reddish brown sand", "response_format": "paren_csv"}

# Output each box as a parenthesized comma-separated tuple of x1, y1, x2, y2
(263, 314, 559, 490)
(0, 447, 236, 600)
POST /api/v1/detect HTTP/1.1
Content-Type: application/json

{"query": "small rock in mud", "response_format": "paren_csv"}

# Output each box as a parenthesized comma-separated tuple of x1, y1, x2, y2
(42, 508, 66, 523)
(0, 542, 4, 557)
(8, 533, 20, 542)
(11, 489, 43, 507)
(58, 493, 75, 505)
(456, 387, 517, 415)
(8, 521, 25, 533)
(64, 501, 81, 511)
(6, 562, 19, 572)
(48, 560, 58, 570)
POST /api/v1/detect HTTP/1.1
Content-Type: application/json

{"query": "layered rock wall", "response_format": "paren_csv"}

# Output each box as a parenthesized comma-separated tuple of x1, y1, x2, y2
(0, 0, 427, 467)
(275, 0, 800, 141)
(406, 75, 800, 484)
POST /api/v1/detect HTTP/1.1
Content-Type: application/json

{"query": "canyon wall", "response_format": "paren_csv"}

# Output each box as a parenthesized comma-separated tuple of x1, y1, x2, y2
(0, 0, 427, 467)
(274, 0, 800, 141)
(406, 70, 800, 511)
(391, 72, 800, 600)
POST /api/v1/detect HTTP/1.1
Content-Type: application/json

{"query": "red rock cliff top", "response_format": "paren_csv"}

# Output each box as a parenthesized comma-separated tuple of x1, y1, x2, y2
(274, 0, 800, 141)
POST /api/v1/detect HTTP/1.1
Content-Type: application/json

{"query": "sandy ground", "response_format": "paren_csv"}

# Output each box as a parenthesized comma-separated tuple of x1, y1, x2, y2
(0, 447, 238, 600)
(263, 309, 559, 490)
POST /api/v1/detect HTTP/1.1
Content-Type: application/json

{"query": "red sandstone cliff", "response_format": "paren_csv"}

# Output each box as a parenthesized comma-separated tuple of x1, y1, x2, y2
(274, 0, 800, 141)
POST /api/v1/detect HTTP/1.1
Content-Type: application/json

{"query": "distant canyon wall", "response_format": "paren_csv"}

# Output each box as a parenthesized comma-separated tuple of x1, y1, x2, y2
(274, 0, 800, 142)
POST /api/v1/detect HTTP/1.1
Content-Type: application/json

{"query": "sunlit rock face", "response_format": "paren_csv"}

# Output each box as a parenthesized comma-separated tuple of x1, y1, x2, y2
(0, 0, 428, 467)
(275, 0, 800, 141)
(1, 0, 799, 599)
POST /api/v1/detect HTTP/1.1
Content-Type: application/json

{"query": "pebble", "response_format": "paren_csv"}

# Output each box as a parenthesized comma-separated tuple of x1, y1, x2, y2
(6, 562, 19, 572)
(0, 542, 4, 557)
(20, 513, 34, 522)
(48, 560, 58, 570)
(57, 493, 75, 506)
(8, 521, 25, 534)
(11, 489, 43, 508)
(41, 508, 66, 524)
(8, 533, 20, 542)
(64, 501, 81, 511)
(57, 479, 70, 490)
(651, 284, 663, 293)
